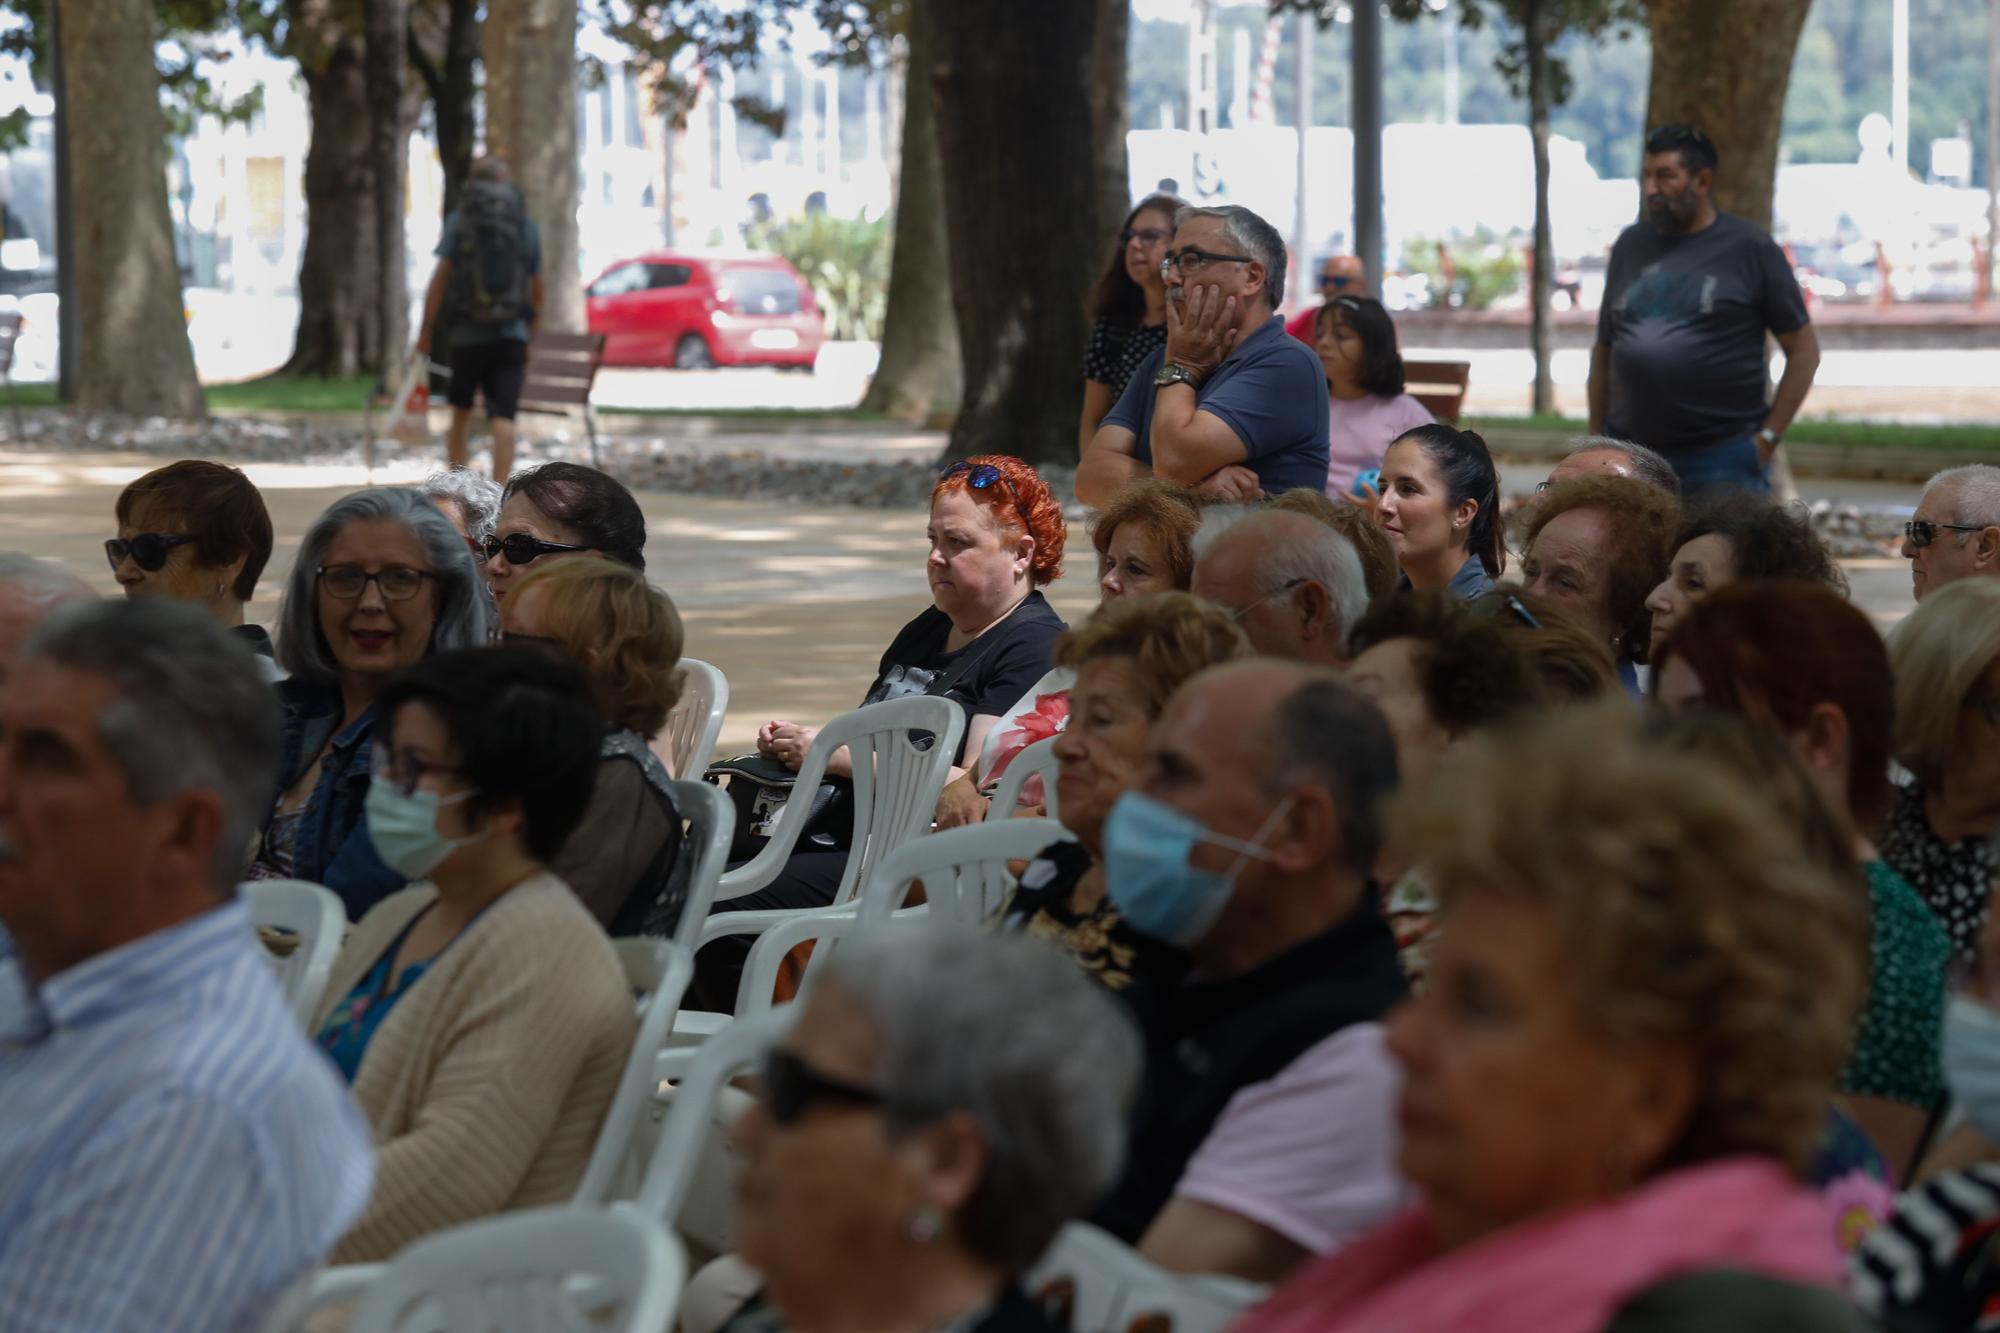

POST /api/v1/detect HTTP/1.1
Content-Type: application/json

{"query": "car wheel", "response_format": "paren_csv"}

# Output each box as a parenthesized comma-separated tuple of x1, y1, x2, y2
(674, 335, 716, 370)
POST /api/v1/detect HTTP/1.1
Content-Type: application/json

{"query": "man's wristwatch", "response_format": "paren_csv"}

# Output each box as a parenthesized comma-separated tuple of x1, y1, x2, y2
(1756, 427, 1781, 451)
(1155, 361, 1203, 391)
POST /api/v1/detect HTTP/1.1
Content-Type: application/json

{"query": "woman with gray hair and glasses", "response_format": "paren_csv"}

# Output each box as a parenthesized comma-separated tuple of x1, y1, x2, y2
(698, 930, 1142, 1333)
(249, 488, 490, 917)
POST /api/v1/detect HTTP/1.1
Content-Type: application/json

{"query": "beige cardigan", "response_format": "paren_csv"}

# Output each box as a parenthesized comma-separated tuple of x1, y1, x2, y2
(312, 872, 635, 1264)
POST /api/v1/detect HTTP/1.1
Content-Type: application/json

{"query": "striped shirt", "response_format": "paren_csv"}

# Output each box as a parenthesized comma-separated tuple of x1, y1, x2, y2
(0, 899, 375, 1332)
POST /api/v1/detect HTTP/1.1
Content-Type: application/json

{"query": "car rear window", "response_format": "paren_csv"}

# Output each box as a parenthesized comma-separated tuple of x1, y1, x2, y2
(720, 266, 802, 315)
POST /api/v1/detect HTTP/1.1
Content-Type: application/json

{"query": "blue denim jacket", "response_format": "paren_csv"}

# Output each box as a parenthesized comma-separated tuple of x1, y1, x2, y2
(273, 680, 407, 919)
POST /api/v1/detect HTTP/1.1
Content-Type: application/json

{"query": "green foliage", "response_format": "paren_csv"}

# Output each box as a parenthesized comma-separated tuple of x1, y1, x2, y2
(1402, 234, 1523, 309)
(745, 210, 890, 341)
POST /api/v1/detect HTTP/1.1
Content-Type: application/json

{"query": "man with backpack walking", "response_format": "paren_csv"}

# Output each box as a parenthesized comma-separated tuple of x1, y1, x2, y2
(417, 156, 543, 480)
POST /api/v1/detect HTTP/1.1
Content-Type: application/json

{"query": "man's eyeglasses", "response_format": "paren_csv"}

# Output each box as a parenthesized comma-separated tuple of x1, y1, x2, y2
(1121, 226, 1171, 248)
(318, 565, 435, 602)
(1905, 520, 1986, 549)
(940, 461, 1027, 519)
(1229, 577, 1307, 622)
(1319, 274, 1355, 290)
(763, 1049, 885, 1126)
(369, 742, 467, 798)
(483, 533, 593, 567)
(1160, 248, 1254, 281)
(105, 533, 194, 573)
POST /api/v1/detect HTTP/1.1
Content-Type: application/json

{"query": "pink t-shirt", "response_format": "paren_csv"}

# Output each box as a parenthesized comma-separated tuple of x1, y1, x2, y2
(1327, 393, 1435, 497)
(1172, 1023, 1409, 1256)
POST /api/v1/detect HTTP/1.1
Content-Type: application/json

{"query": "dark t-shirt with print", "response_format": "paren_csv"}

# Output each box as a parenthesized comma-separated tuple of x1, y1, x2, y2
(1597, 212, 1809, 453)
(863, 591, 1067, 767)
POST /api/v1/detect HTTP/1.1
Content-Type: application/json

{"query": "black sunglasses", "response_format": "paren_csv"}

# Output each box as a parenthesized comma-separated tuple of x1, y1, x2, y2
(940, 461, 1027, 518)
(105, 533, 194, 573)
(1905, 520, 1986, 549)
(1320, 274, 1356, 289)
(763, 1049, 884, 1126)
(483, 533, 593, 566)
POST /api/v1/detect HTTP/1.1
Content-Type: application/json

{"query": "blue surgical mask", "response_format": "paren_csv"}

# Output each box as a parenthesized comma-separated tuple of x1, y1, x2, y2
(1945, 994, 2000, 1143)
(365, 780, 484, 880)
(1102, 791, 1292, 948)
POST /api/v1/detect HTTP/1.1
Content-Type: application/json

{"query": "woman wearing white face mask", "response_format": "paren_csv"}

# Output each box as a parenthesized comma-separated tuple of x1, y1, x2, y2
(310, 647, 635, 1266)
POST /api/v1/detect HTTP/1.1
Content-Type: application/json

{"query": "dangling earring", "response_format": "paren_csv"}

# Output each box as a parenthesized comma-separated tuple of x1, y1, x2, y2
(905, 1204, 946, 1245)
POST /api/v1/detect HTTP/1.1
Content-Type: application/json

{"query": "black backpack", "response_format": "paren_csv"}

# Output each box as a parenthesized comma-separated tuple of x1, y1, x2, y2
(447, 181, 530, 326)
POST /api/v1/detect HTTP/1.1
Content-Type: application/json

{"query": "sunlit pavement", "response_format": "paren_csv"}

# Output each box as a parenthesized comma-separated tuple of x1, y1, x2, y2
(4, 444, 1921, 766)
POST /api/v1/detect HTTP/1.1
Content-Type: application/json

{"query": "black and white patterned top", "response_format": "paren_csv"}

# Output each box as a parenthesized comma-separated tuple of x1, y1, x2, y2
(1082, 316, 1168, 394)
(1880, 777, 2000, 967)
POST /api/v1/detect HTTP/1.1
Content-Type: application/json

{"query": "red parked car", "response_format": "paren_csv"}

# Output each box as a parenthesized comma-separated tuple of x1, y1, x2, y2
(585, 250, 824, 370)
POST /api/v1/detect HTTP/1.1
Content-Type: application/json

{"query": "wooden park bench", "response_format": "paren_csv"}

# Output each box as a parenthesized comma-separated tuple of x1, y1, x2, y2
(1403, 358, 1471, 425)
(518, 330, 607, 466)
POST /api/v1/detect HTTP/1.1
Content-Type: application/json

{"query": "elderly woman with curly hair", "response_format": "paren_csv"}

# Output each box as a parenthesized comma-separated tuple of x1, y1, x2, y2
(1518, 474, 1680, 694)
(999, 592, 1251, 1007)
(1644, 492, 1847, 658)
(1234, 707, 1876, 1333)
(1881, 577, 2000, 968)
(937, 479, 1206, 829)
(251, 488, 491, 917)
(500, 556, 688, 934)
(696, 457, 1070, 1009)
(707, 930, 1141, 1333)
(1654, 582, 1950, 1178)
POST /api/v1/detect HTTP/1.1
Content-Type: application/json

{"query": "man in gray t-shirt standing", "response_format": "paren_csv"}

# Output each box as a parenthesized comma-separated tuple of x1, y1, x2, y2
(1587, 124, 1820, 498)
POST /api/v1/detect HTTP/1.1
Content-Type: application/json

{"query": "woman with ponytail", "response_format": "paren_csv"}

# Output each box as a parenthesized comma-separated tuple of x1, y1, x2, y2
(1375, 424, 1504, 599)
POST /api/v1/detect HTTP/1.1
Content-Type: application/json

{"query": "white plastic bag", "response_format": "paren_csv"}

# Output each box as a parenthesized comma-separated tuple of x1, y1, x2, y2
(381, 353, 436, 447)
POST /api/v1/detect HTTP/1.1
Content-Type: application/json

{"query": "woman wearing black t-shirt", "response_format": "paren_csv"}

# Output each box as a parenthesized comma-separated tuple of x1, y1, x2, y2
(693, 456, 1070, 1009)
(1077, 192, 1183, 458)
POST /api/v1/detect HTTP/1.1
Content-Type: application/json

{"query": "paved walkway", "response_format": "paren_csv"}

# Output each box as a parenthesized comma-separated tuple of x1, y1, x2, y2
(5, 447, 1919, 761)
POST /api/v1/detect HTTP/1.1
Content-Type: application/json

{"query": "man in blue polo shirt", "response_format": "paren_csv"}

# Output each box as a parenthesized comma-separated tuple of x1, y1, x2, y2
(1077, 204, 1330, 507)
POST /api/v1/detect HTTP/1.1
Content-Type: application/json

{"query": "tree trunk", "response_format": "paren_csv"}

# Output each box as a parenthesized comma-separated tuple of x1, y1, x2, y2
(1525, 0, 1554, 416)
(931, 0, 1101, 466)
(410, 0, 480, 220)
(1091, 0, 1133, 251)
(58, 0, 204, 417)
(859, 1, 960, 423)
(485, 0, 582, 330)
(366, 0, 409, 383)
(1643, 0, 1814, 229)
(286, 35, 382, 378)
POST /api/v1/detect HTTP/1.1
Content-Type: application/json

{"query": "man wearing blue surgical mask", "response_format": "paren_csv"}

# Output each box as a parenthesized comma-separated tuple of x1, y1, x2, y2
(1088, 660, 1409, 1286)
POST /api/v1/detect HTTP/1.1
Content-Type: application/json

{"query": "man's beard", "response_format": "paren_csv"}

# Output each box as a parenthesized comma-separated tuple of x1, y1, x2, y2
(1646, 191, 1698, 233)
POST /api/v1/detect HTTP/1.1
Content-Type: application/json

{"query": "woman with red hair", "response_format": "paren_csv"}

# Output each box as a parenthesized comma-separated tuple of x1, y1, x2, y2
(694, 455, 1069, 1009)
(1651, 582, 1949, 1179)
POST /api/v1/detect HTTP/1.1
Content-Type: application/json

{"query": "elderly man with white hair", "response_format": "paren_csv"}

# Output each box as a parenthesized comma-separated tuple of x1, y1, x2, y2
(1540, 434, 1681, 497)
(1190, 508, 1369, 668)
(1904, 464, 2000, 602)
(0, 552, 92, 694)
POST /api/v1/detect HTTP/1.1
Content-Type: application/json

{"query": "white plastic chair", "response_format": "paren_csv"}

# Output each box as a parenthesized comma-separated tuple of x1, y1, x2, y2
(664, 778, 733, 953)
(286, 1206, 685, 1333)
(1028, 1222, 1265, 1333)
(988, 735, 1063, 821)
(240, 879, 346, 1028)
(656, 659, 729, 779)
(697, 694, 965, 937)
(573, 938, 695, 1207)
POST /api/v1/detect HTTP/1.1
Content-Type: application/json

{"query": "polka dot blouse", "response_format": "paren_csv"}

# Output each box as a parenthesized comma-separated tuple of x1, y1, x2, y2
(1083, 316, 1168, 394)
(1880, 777, 2000, 967)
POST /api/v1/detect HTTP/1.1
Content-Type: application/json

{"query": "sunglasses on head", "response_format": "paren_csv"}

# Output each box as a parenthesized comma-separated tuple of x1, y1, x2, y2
(483, 533, 592, 566)
(940, 461, 1028, 518)
(763, 1049, 885, 1126)
(105, 533, 194, 573)
(1905, 519, 1985, 549)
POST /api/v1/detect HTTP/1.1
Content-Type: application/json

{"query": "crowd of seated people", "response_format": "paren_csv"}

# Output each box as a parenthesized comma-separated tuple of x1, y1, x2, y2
(2, 386, 1999, 1333)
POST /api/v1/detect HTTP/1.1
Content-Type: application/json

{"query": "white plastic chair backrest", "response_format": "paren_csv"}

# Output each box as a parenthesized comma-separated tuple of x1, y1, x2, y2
(573, 939, 695, 1206)
(665, 778, 733, 953)
(857, 818, 1074, 927)
(715, 695, 966, 908)
(657, 658, 728, 779)
(240, 879, 346, 1028)
(988, 735, 1062, 821)
(345, 1206, 685, 1333)
(633, 1007, 796, 1229)
(1028, 1222, 1265, 1333)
